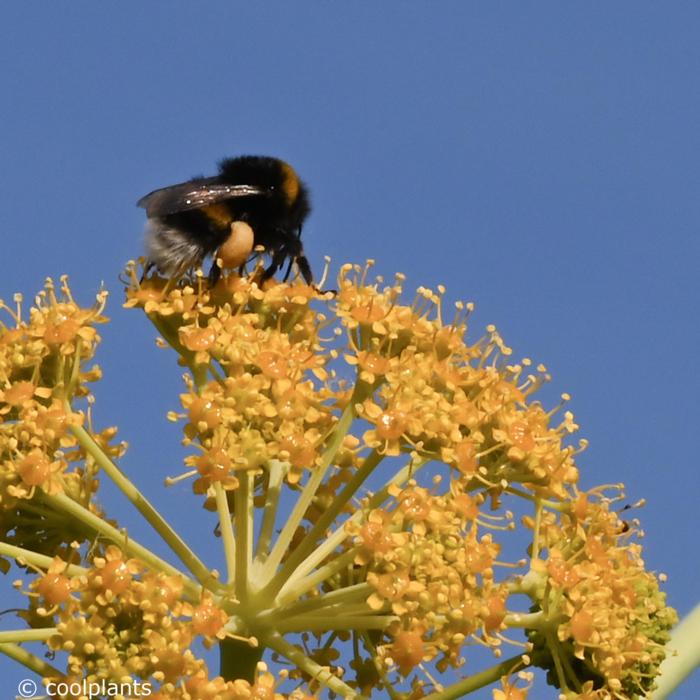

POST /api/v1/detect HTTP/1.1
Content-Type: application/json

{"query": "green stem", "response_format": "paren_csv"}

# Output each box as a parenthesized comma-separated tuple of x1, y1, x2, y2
(0, 542, 87, 577)
(503, 610, 547, 629)
(253, 460, 287, 567)
(654, 601, 700, 699)
(277, 548, 359, 606)
(0, 629, 56, 643)
(267, 449, 383, 599)
(264, 632, 362, 698)
(260, 400, 357, 586)
(504, 486, 567, 511)
(0, 642, 64, 679)
(421, 654, 525, 699)
(275, 614, 396, 634)
(278, 457, 427, 592)
(214, 482, 236, 585)
(268, 582, 373, 620)
(66, 336, 83, 396)
(41, 493, 201, 599)
(545, 629, 569, 693)
(234, 471, 253, 602)
(69, 420, 214, 588)
(532, 497, 543, 561)
(299, 602, 387, 617)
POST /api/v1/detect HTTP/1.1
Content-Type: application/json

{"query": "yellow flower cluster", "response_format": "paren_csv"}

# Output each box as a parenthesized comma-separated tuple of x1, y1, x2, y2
(0, 264, 674, 700)
(126, 264, 580, 503)
(527, 491, 676, 699)
(126, 270, 340, 498)
(21, 546, 303, 700)
(121, 262, 673, 696)
(0, 278, 116, 559)
(348, 481, 508, 672)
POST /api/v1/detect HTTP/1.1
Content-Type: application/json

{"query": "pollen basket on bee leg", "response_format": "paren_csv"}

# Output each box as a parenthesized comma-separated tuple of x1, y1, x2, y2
(216, 220, 255, 269)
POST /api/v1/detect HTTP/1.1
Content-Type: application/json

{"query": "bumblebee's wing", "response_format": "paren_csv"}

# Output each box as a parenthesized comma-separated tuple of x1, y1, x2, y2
(137, 177, 268, 217)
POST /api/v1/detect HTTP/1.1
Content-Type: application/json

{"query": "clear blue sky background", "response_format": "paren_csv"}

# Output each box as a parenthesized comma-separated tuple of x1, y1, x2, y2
(1, 3, 698, 698)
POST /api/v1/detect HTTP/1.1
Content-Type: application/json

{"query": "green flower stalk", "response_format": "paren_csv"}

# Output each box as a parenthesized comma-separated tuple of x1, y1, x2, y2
(0, 261, 683, 699)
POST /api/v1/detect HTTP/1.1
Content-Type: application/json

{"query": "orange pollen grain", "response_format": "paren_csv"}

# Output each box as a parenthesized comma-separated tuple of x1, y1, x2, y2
(359, 522, 394, 554)
(192, 601, 226, 636)
(280, 434, 316, 468)
(196, 449, 232, 481)
(17, 450, 52, 486)
(398, 490, 431, 521)
(188, 397, 222, 430)
(508, 420, 536, 451)
(484, 595, 506, 631)
(376, 410, 407, 440)
(36, 573, 71, 605)
(100, 560, 132, 594)
(570, 610, 595, 643)
(36, 407, 68, 434)
(392, 631, 425, 675)
(181, 326, 217, 351)
(43, 318, 81, 344)
(351, 303, 386, 324)
(4, 381, 35, 405)
(455, 440, 478, 475)
(258, 351, 289, 379)
(454, 494, 479, 520)
(358, 352, 390, 375)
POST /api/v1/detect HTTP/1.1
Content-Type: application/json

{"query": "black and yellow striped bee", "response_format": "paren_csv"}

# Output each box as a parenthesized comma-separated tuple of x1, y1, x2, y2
(137, 155, 312, 284)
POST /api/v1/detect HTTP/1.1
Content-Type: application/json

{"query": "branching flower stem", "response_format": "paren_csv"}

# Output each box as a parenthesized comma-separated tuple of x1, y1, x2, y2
(0, 542, 87, 577)
(253, 459, 287, 565)
(234, 470, 253, 603)
(0, 642, 64, 680)
(214, 481, 236, 585)
(267, 448, 383, 599)
(264, 632, 362, 699)
(275, 614, 397, 634)
(259, 397, 359, 588)
(655, 602, 700, 699)
(277, 456, 428, 598)
(421, 654, 524, 700)
(68, 418, 214, 589)
(0, 629, 56, 643)
(40, 492, 201, 599)
(276, 548, 360, 606)
(264, 582, 373, 621)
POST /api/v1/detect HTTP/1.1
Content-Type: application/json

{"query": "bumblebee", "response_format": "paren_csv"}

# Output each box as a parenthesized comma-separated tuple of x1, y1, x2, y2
(137, 155, 312, 284)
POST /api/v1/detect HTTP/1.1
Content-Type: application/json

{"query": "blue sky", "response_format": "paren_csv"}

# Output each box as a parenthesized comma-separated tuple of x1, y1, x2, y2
(1, 3, 698, 697)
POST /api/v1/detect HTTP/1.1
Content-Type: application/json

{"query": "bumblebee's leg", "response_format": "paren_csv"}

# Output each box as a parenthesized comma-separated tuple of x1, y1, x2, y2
(207, 260, 222, 286)
(282, 256, 295, 282)
(295, 254, 313, 285)
(262, 247, 289, 281)
(140, 260, 155, 282)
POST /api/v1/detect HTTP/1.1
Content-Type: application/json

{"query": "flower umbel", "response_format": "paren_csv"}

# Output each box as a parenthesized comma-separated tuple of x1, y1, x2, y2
(0, 262, 675, 699)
